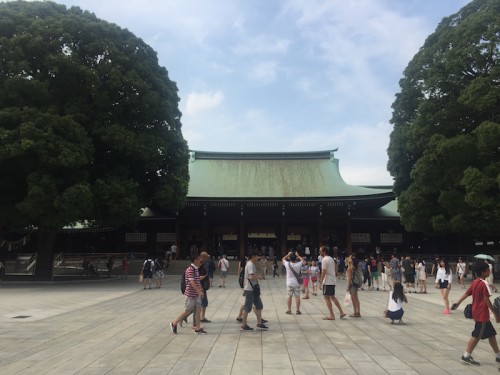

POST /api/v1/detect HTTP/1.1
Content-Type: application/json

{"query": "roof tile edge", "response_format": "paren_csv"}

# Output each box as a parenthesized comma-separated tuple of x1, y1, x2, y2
(189, 149, 339, 161)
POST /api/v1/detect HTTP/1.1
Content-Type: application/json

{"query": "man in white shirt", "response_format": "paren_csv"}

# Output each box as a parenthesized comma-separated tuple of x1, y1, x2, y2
(320, 246, 346, 320)
(218, 255, 229, 288)
(282, 251, 306, 315)
(240, 250, 268, 331)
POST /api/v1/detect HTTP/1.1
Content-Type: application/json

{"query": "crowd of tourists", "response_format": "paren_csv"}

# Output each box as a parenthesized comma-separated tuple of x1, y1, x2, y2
(166, 246, 500, 367)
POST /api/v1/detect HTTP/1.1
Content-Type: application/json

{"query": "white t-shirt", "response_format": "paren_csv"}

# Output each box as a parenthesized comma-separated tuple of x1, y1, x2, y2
(219, 258, 229, 272)
(457, 262, 466, 275)
(284, 260, 303, 287)
(321, 255, 337, 285)
(310, 266, 319, 279)
(387, 291, 403, 312)
(244, 262, 257, 292)
(435, 267, 452, 283)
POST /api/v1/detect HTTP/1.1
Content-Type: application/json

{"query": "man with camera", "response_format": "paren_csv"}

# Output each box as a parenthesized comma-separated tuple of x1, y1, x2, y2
(240, 250, 268, 331)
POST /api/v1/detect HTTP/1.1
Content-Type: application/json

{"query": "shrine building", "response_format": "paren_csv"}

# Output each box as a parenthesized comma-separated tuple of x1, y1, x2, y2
(137, 149, 405, 259)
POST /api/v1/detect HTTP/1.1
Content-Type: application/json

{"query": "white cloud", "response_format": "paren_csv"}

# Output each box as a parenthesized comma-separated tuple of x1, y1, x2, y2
(249, 61, 278, 83)
(283, 0, 429, 118)
(184, 91, 224, 116)
(33, 0, 470, 185)
(233, 35, 291, 55)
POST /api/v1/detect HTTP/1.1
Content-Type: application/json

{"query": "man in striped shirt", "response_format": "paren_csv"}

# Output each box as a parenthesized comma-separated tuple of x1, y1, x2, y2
(170, 255, 207, 334)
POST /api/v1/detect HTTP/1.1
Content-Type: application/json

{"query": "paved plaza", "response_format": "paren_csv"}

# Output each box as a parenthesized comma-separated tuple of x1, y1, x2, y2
(1, 274, 499, 374)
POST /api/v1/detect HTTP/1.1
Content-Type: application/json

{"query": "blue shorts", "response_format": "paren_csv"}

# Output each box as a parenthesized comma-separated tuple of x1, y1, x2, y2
(201, 291, 208, 308)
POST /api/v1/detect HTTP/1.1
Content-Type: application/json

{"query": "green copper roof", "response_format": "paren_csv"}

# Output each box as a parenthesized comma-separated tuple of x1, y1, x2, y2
(187, 150, 393, 200)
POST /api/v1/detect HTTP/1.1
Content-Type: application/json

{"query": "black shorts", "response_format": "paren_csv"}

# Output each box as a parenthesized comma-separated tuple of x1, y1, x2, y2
(405, 273, 415, 283)
(472, 321, 497, 340)
(323, 284, 336, 296)
(439, 280, 449, 289)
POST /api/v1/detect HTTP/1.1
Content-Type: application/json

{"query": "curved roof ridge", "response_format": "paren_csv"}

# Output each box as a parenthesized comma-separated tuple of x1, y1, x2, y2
(190, 149, 338, 160)
(187, 150, 393, 200)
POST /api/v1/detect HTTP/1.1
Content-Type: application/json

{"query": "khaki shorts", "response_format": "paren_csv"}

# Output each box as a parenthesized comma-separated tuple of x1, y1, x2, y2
(287, 285, 301, 297)
(184, 296, 201, 312)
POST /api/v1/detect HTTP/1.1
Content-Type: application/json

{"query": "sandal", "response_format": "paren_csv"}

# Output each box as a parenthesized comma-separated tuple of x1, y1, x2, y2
(286, 311, 292, 315)
(296, 311, 302, 315)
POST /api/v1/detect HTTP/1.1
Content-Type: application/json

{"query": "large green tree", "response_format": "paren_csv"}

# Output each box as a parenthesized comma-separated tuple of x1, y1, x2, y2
(0, 1, 189, 279)
(388, 0, 500, 237)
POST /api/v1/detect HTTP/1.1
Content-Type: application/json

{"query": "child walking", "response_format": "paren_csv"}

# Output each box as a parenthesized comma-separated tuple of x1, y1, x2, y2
(310, 261, 319, 296)
(451, 261, 500, 366)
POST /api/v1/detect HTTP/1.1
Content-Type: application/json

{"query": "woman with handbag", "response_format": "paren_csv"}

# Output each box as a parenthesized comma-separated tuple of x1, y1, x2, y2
(346, 254, 362, 318)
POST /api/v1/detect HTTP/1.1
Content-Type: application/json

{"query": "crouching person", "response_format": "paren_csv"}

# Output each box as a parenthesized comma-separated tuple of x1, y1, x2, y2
(384, 282, 407, 324)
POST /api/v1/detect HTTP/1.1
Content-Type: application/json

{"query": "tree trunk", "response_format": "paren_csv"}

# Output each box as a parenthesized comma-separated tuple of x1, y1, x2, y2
(34, 228, 58, 280)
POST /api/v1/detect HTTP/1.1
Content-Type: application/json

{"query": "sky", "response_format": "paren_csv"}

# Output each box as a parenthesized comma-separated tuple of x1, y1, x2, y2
(9, 0, 472, 184)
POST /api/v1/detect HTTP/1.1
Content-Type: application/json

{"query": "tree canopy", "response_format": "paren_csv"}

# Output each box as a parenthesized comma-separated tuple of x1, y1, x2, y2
(0, 1, 189, 277)
(387, 0, 500, 237)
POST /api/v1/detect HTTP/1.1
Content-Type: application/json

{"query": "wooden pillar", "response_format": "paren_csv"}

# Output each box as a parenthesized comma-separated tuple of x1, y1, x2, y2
(317, 217, 323, 251)
(280, 220, 286, 257)
(346, 218, 352, 255)
(202, 217, 208, 251)
(175, 219, 181, 260)
(239, 216, 245, 259)
(147, 230, 156, 255)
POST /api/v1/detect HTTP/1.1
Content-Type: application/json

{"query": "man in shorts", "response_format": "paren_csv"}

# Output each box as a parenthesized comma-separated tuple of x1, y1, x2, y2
(320, 246, 346, 320)
(240, 250, 268, 331)
(282, 250, 306, 315)
(218, 254, 229, 288)
(170, 255, 207, 335)
(451, 261, 500, 365)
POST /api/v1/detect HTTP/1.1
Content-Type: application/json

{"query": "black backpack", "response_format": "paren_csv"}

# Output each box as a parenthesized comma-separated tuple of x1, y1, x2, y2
(208, 259, 216, 272)
(144, 259, 152, 271)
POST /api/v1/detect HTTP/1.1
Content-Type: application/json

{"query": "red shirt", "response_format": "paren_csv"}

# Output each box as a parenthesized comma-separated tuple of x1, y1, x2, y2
(467, 278, 491, 322)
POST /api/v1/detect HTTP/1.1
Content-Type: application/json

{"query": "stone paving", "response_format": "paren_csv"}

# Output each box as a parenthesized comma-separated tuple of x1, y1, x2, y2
(0, 274, 499, 374)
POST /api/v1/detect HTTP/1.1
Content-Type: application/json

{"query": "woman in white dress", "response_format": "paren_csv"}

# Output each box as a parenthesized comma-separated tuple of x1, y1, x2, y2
(456, 257, 466, 289)
(417, 258, 427, 293)
(487, 260, 497, 293)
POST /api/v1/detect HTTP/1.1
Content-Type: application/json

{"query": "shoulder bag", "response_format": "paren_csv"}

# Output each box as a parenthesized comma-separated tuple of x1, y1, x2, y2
(290, 264, 304, 285)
